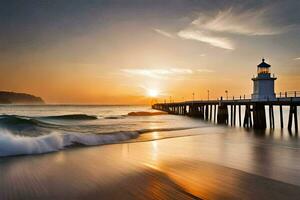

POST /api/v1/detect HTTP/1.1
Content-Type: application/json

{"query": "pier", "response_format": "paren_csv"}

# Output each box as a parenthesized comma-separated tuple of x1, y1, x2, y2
(152, 94, 300, 132)
(153, 59, 300, 133)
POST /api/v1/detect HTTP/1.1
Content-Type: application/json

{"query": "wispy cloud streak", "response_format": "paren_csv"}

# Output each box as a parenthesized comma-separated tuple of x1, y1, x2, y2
(191, 7, 288, 36)
(122, 68, 193, 79)
(154, 29, 174, 38)
(121, 68, 214, 79)
(178, 29, 234, 50)
(197, 68, 215, 73)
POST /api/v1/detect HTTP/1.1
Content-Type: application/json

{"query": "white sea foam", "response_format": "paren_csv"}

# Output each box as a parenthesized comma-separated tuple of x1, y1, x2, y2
(0, 130, 64, 157)
(0, 129, 139, 157)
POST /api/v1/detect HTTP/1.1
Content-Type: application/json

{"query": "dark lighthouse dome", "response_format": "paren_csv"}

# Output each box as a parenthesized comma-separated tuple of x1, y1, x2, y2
(257, 58, 271, 75)
(257, 58, 271, 68)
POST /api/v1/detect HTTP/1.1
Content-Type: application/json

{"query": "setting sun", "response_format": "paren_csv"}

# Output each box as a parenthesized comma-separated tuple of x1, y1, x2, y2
(147, 89, 159, 97)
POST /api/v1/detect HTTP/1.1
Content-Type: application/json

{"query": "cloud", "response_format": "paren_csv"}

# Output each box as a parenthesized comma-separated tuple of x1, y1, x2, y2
(121, 68, 193, 79)
(197, 68, 214, 73)
(295, 57, 300, 60)
(154, 29, 175, 38)
(176, 7, 294, 50)
(191, 7, 288, 36)
(178, 29, 234, 50)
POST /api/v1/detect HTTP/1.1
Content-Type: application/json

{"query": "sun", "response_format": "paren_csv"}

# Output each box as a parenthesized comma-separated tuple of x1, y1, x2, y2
(147, 89, 159, 97)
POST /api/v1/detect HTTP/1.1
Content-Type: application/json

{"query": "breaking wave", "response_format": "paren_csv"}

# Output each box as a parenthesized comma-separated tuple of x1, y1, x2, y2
(0, 126, 197, 157)
(0, 130, 139, 157)
(0, 114, 199, 157)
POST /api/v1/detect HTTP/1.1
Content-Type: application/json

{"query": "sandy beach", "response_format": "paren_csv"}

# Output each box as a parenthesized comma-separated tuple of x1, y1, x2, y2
(1, 126, 300, 200)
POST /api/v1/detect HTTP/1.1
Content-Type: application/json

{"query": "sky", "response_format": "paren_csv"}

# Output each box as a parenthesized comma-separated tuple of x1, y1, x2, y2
(0, 0, 300, 104)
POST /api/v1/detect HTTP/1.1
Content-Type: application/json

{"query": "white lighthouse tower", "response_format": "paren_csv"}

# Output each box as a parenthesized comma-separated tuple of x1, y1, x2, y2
(251, 59, 277, 101)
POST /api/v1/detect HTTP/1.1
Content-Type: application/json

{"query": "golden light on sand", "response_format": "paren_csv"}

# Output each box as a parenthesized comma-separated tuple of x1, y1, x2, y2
(147, 89, 159, 97)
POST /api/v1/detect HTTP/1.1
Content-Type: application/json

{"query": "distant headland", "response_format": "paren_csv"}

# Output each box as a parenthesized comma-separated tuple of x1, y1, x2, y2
(0, 91, 45, 104)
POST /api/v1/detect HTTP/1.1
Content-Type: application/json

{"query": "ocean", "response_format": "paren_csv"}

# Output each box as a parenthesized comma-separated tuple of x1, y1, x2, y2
(0, 105, 210, 157)
(1, 105, 300, 199)
(0, 104, 298, 158)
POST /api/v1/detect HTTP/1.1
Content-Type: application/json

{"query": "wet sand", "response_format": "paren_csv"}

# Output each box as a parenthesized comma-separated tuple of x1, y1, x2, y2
(1, 127, 300, 199)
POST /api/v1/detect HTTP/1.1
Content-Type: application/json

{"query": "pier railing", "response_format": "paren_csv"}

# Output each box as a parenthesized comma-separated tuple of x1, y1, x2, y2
(187, 91, 300, 103)
(276, 91, 300, 98)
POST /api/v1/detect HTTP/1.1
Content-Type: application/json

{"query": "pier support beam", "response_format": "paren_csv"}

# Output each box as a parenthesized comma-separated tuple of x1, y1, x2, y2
(238, 105, 241, 127)
(209, 105, 212, 121)
(280, 105, 284, 129)
(214, 105, 217, 123)
(217, 104, 228, 124)
(205, 105, 209, 120)
(269, 105, 275, 129)
(288, 105, 298, 133)
(230, 105, 236, 126)
(252, 103, 266, 129)
(230, 105, 233, 126)
(199, 106, 204, 119)
(295, 106, 298, 133)
(243, 105, 252, 128)
(189, 104, 194, 116)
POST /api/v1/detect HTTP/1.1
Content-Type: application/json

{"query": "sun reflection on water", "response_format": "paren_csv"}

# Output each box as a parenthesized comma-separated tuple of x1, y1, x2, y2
(151, 140, 158, 161)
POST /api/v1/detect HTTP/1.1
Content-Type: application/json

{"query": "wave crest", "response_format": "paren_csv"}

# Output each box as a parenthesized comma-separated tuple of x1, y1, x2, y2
(41, 114, 98, 120)
(0, 126, 198, 157)
(0, 131, 64, 156)
(0, 115, 38, 126)
(0, 130, 139, 157)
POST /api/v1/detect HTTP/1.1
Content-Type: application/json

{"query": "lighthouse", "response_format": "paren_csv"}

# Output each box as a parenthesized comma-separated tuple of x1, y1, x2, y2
(251, 59, 277, 101)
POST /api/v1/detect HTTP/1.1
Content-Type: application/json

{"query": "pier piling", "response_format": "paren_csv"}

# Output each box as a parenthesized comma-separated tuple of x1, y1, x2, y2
(243, 105, 252, 128)
(239, 105, 241, 127)
(287, 105, 299, 133)
(233, 105, 236, 126)
(230, 105, 233, 126)
(253, 103, 266, 129)
(295, 106, 298, 133)
(217, 104, 228, 124)
(280, 105, 284, 129)
(209, 105, 212, 121)
(269, 105, 275, 129)
(214, 105, 217, 123)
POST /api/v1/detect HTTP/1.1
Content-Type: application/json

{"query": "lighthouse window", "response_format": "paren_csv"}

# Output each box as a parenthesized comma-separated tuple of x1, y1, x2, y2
(258, 67, 269, 74)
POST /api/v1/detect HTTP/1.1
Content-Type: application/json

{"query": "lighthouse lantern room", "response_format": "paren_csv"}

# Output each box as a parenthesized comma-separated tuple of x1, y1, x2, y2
(251, 59, 277, 101)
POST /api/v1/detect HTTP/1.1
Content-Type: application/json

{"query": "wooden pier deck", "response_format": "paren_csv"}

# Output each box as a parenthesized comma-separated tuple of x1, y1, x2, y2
(152, 96, 300, 133)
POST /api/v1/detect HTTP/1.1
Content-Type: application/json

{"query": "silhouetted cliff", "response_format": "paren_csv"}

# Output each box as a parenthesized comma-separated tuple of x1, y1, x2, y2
(0, 91, 45, 104)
